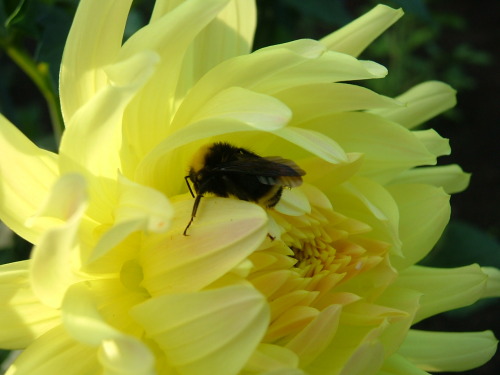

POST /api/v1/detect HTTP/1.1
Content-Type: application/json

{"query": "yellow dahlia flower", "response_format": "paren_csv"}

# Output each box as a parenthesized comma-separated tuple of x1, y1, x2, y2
(0, 1, 498, 375)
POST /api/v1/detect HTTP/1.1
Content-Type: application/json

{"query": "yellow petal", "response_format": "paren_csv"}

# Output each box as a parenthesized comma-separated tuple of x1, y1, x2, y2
(172, 39, 387, 133)
(370, 81, 457, 129)
(412, 129, 450, 158)
(273, 126, 348, 164)
(187, 86, 292, 130)
(60, 0, 133, 122)
(29, 174, 88, 308)
(275, 83, 402, 125)
(328, 177, 402, 256)
(131, 284, 270, 375)
(389, 164, 470, 194)
(307, 323, 387, 375)
(141, 198, 267, 295)
(60, 50, 159, 181)
(301, 112, 435, 183)
(0, 114, 58, 244)
(380, 353, 432, 375)
(286, 305, 342, 366)
(244, 343, 299, 373)
(321, 5, 403, 57)
(275, 187, 311, 217)
(62, 283, 155, 375)
(87, 175, 172, 265)
(395, 265, 488, 322)
(176, 0, 257, 95)
(376, 286, 421, 347)
(0, 261, 60, 349)
(481, 267, 500, 298)
(120, 0, 231, 159)
(5, 325, 100, 375)
(398, 330, 498, 372)
(387, 184, 450, 270)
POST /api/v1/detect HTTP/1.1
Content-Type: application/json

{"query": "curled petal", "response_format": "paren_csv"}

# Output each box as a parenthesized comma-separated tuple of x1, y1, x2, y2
(387, 184, 450, 269)
(396, 264, 488, 322)
(370, 81, 457, 129)
(481, 267, 500, 298)
(412, 129, 450, 158)
(389, 165, 470, 194)
(398, 330, 498, 372)
(321, 5, 403, 57)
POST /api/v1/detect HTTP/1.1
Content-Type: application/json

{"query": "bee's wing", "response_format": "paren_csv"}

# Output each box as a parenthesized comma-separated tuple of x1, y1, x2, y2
(216, 157, 305, 187)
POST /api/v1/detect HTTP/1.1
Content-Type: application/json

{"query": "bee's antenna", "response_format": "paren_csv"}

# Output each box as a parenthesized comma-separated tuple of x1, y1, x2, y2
(183, 193, 203, 236)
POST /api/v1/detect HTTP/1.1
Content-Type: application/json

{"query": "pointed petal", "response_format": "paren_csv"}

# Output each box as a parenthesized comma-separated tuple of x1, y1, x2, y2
(0, 261, 60, 349)
(0, 114, 58, 244)
(395, 265, 488, 322)
(389, 165, 470, 194)
(370, 81, 457, 129)
(131, 284, 269, 375)
(141, 198, 267, 295)
(412, 129, 450, 158)
(321, 5, 403, 57)
(60, 0, 133, 122)
(60, 50, 159, 180)
(5, 325, 100, 375)
(387, 184, 450, 269)
(398, 330, 498, 372)
(29, 174, 88, 308)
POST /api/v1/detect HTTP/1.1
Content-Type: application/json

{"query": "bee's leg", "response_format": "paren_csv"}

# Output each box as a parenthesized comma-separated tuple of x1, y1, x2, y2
(266, 186, 283, 208)
(183, 194, 203, 236)
(185, 175, 195, 198)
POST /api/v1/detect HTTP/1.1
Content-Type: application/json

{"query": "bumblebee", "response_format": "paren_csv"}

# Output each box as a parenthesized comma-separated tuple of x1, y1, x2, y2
(183, 142, 305, 235)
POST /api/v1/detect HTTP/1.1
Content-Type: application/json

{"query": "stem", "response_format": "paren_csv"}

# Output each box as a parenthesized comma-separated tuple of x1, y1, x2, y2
(4, 44, 64, 144)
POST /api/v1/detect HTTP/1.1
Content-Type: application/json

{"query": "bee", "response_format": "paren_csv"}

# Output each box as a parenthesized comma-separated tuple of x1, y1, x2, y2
(183, 142, 305, 235)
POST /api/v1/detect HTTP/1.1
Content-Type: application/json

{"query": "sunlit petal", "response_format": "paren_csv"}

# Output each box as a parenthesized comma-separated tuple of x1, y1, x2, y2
(399, 330, 498, 372)
(0, 114, 58, 244)
(321, 5, 403, 57)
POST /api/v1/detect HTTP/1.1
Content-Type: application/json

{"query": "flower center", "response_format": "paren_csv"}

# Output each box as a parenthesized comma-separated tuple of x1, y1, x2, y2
(275, 205, 389, 283)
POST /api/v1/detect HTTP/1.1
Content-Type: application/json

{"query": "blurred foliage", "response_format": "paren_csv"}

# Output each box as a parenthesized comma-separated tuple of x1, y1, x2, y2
(0, 0, 498, 373)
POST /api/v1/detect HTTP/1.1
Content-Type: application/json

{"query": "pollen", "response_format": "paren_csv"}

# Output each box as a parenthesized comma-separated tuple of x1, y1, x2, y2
(248, 191, 391, 346)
